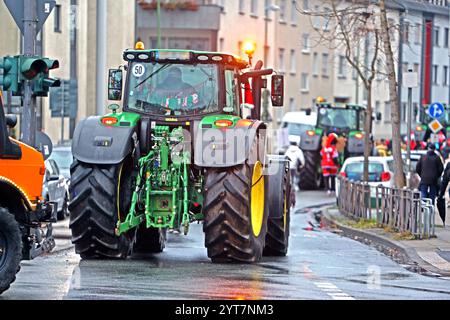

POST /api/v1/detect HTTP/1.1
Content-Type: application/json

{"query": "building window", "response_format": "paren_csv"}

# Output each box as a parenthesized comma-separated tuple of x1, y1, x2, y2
(413, 63, 420, 74)
(279, 48, 285, 72)
(289, 97, 295, 111)
(384, 102, 391, 123)
(313, 52, 319, 76)
(291, 0, 298, 24)
(404, 22, 410, 44)
(414, 23, 421, 44)
(433, 65, 439, 84)
(301, 73, 309, 91)
(290, 49, 296, 73)
(302, 34, 310, 53)
(402, 62, 409, 74)
(322, 7, 331, 31)
(313, 5, 320, 29)
(376, 59, 383, 81)
(444, 66, 449, 86)
(434, 27, 440, 47)
(279, 0, 287, 22)
(375, 101, 381, 121)
(239, 0, 245, 13)
(219, 38, 224, 52)
(238, 41, 243, 57)
(54, 4, 61, 33)
(338, 55, 346, 78)
(303, 0, 309, 10)
(444, 28, 449, 48)
(322, 53, 329, 76)
(250, 0, 258, 16)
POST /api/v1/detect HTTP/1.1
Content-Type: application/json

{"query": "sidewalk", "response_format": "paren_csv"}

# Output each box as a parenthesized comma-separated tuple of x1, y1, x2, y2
(324, 207, 450, 277)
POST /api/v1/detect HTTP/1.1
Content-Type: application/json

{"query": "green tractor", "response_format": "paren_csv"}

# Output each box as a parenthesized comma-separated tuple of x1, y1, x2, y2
(298, 103, 366, 190)
(69, 49, 292, 263)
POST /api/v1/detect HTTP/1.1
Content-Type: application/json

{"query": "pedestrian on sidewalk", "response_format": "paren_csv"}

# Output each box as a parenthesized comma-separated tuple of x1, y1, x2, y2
(285, 136, 305, 192)
(416, 143, 444, 204)
(321, 133, 339, 196)
(437, 161, 450, 227)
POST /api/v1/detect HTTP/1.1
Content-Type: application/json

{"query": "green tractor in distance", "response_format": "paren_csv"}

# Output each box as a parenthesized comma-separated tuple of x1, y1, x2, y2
(299, 103, 366, 190)
(69, 48, 292, 263)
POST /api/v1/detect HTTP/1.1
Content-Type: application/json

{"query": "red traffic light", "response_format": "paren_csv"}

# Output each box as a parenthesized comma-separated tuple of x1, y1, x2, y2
(20, 57, 48, 80)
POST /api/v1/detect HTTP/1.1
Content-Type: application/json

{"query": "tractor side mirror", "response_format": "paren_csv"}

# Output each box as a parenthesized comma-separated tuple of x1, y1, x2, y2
(271, 75, 284, 107)
(108, 69, 123, 101)
(5, 115, 17, 128)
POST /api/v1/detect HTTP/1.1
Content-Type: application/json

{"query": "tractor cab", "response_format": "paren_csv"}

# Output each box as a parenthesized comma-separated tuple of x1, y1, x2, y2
(316, 103, 366, 137)
(108, 49, 284, 122)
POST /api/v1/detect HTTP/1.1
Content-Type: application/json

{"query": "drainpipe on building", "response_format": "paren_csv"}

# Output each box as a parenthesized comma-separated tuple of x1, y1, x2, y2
(96, 0, 107, 115)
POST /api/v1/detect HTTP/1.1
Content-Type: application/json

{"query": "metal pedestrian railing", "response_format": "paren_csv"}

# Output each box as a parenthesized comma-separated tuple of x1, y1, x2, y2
(337, 176, 435, 239)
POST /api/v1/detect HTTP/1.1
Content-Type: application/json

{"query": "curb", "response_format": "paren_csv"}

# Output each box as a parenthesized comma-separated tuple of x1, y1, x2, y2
(322, 208, 450, 278)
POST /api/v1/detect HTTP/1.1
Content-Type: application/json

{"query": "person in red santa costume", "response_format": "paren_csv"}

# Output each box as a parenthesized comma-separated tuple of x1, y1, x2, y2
(321, 133, 340, 195)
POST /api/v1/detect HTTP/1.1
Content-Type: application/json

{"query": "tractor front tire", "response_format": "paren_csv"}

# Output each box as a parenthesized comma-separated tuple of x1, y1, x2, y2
(0, 207, 22, 295)
(69, 159, 132, 259)
(203, 156, 268, 263)
(299, 150, 322, 190)
(264, 161, 291, 256)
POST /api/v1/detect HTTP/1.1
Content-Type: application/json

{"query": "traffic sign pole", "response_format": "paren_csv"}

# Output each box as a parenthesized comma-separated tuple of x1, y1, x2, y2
(21, 0, 38, 147)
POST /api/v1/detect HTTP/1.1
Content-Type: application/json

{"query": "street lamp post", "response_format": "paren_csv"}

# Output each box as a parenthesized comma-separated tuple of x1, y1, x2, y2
(403, 69, 418, 188)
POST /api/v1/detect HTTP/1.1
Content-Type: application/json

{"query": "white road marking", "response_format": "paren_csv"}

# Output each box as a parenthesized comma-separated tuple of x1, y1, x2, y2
(314, 282, 355, 300)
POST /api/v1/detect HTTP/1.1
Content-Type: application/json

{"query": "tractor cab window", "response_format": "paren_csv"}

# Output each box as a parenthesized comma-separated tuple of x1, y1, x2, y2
(127, 62, 219, 116)
(224, 69, 240, 114)
(318, 108, 359, 131)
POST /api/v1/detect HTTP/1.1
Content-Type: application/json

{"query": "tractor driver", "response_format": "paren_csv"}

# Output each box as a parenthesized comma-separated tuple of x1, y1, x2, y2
(151, 67, 199, 114)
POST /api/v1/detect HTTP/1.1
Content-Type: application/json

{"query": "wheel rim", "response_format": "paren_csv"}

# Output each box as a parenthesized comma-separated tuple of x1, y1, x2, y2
(251, 161, 265, 237)
(0, 230, 8, 270)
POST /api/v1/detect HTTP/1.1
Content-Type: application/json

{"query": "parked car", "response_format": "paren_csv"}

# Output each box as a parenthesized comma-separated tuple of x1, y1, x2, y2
(48, 146, 73, 181)
(336, 156, 398, 200)
(43, 159, 70, 221)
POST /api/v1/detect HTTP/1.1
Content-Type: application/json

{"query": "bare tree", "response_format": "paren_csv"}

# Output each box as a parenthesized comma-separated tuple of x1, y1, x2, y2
(379, 0, 405, 187)
(297, 0, 381, 181)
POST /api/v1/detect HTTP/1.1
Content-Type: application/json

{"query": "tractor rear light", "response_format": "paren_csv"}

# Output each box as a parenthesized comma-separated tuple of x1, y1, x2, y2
(381, 172, 391, 182)
(214, 119, 234, 128)
(339, 172, 347, 178)
(354, 133, 364, 140)
(306, 130, 316, 137)
(101, 117, 118, 126)
(39, 166, 46, 176)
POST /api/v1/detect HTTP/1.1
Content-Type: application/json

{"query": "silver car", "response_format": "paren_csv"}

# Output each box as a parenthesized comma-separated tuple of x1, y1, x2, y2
(43, 159, 70, 220)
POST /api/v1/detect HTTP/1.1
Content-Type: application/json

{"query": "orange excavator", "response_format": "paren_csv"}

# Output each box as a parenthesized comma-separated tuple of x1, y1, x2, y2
(0, 90, 55, 294)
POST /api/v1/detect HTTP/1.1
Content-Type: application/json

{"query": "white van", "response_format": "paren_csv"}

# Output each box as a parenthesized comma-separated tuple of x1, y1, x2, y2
(276, 110, 317, 154)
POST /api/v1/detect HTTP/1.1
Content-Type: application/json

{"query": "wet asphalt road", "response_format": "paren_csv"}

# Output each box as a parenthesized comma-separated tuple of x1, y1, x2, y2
(3, 191, 450, 300)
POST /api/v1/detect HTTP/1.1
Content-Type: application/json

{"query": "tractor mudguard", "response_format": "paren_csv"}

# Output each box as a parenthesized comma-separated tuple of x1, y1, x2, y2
(347, 133, 365, 155)
(193, 120, 266, 168)
(72, 116, 137, 165)
(300, 131, 322, 151)
(266, 155, 290, 219)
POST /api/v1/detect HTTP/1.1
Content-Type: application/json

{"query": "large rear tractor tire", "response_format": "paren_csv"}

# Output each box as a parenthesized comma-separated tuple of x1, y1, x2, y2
(203, 144, 268, 263)
(299, 150, 322, 190)
(133, 226, 167, 254)
(0, 208, 22, 295)
(69, 159, 133, 259)
(264, 160, 291, 256)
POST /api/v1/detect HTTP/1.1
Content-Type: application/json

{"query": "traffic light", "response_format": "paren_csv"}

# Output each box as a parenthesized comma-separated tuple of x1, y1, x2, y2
(33, 58, 61, 97)
(0, 56, 20, 94)
(18, 56, 48, 81)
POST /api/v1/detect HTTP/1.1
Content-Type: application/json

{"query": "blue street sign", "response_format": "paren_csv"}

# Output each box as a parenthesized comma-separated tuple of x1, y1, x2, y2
(428, 102, 445, 119)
